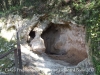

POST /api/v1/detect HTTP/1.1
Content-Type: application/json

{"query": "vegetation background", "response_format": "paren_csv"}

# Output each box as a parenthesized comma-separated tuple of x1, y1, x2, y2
(0, 0, 100, 75)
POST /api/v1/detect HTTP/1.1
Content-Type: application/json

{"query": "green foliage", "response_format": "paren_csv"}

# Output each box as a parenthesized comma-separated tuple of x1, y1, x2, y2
(0, 36, 15, 72)
(72, 0, 100, 75)
(93, 56, 100, 75)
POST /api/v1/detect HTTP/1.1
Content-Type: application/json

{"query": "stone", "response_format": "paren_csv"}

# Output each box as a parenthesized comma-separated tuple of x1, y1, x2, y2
(6, 14, 88, 65)
(30, 27, 45, 54)
(29, 20, 50, 54)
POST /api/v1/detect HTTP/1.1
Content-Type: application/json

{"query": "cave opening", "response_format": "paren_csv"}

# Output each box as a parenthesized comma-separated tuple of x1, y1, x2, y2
(41, 25, 60, 55)
(27, 30, 35, 43)
(41, 23, 88, 65)
(29, 30, 35, 38)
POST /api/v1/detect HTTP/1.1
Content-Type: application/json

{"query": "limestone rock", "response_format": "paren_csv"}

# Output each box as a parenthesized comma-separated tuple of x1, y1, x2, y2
(6, 14, 45, 44)
(30, 32, 45, 54)
(30, 20, 50, 54)
(6, 14, 88, 65)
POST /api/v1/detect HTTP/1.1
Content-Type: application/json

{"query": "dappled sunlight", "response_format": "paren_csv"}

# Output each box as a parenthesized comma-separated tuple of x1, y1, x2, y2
(0, 21, 4, 28)
(21, 43, 94, 75)
(21, 45, 44, 61)
(0, 29, 16, 41)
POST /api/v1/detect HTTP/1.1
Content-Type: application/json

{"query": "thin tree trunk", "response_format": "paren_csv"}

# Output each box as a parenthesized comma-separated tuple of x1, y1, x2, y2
(0, 0, 4, 11)
(5, 0, 9, 10)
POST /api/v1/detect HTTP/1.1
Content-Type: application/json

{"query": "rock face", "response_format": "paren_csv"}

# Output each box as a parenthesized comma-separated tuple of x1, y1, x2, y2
(41, 22, 88, 65)
(6, 14, 88, 65)
(3, 14, 95, 75)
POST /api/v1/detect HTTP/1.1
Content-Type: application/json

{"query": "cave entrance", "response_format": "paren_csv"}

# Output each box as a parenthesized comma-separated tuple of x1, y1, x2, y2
(41, 23, 88, 65)
(27, 30, 35, 43)
(41, 25, 60, 55)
